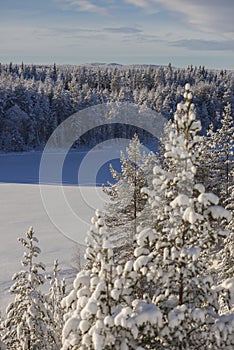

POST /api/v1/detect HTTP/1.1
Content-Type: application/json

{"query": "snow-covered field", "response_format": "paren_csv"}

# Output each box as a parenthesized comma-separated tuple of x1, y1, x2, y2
(0, 150, 116, 311)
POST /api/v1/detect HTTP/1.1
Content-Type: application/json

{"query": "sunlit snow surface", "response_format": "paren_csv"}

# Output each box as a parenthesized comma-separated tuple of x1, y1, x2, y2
(0, 150, 116, 311)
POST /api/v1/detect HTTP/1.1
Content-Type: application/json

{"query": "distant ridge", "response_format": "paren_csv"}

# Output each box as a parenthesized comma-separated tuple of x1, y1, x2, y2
(85, 62, 165, 68)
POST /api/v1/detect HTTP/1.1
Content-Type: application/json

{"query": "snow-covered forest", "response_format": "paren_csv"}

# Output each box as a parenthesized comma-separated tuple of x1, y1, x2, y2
(0, 62, 234, 151)
(0, 63, 234, 349)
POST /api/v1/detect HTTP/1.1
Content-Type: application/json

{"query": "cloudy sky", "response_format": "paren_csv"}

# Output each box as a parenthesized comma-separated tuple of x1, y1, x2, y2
(0, 0, 233, 69)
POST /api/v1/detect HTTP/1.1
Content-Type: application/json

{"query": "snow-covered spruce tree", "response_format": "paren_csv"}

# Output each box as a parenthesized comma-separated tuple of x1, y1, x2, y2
(202, 102, 234, 204)
(217, 233, 234, 315)
(103, 134, 147, 263)
(220, 104, 234, 249)
(62, 210, 133, 350)
(217, 102, 234, 204)
(217, 158, 234, 282)
(61, 267, 92, 349)
(122, 84, 234, 349)
(218, 231, 234, 284)
(219, 168, 234, 283)
(61, 211, 101, 350)
(3, 227, 58, 350)
(46, 259, 66, 349)
(83, 213, 133, 350)
(206, 103, 234, 313)
(216, 156, 234, 314)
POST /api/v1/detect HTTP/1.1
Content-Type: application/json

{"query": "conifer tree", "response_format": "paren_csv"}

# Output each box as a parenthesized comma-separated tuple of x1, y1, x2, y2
(82, 213, 127, 350)
(220, 162, 234, 282)
(61, 210, 100, 349)
(103, 134, 147, 263)
(46, 259, 66, 349)
(3, 227, 57, 350)
(121, 84, 234, 349)
(62, 210, 133, 350)
(218, 102, 234, 203)
(217, 161, 234, 314)
(62, 210, 108, 349)
(217, 232, 234, 315)
(218, 159, 234, 285)
(202, 102, 234, 204)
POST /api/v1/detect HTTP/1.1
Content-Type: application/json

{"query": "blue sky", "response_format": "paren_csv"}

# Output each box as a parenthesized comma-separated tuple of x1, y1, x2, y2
(0, 0, 233, 69)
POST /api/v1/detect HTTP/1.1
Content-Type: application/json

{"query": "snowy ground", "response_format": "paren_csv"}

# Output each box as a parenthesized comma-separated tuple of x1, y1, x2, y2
(0, 149, 120, 312)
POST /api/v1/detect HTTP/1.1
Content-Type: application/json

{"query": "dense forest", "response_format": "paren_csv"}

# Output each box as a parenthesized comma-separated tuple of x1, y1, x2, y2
(1, 83, 234, 349)
(0, 62, 234, 151)
(0, 62, 234, 349)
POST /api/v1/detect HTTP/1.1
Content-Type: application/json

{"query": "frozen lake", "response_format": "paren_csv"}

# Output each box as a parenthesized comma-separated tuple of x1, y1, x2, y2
(0, 149, 121, 186)
(0, 148, 122, 311)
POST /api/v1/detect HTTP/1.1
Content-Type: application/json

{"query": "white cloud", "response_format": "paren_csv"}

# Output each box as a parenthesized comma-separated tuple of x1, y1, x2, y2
(124, 0, 150, 8)
(54, 0, 110, 15)
(54, 0, 234, 37)
(122, 0, 233, 36)
(150, 0, 234, 36)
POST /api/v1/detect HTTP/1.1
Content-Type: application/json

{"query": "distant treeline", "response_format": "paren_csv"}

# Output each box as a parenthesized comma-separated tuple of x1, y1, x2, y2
(0, 62, 233, 151)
